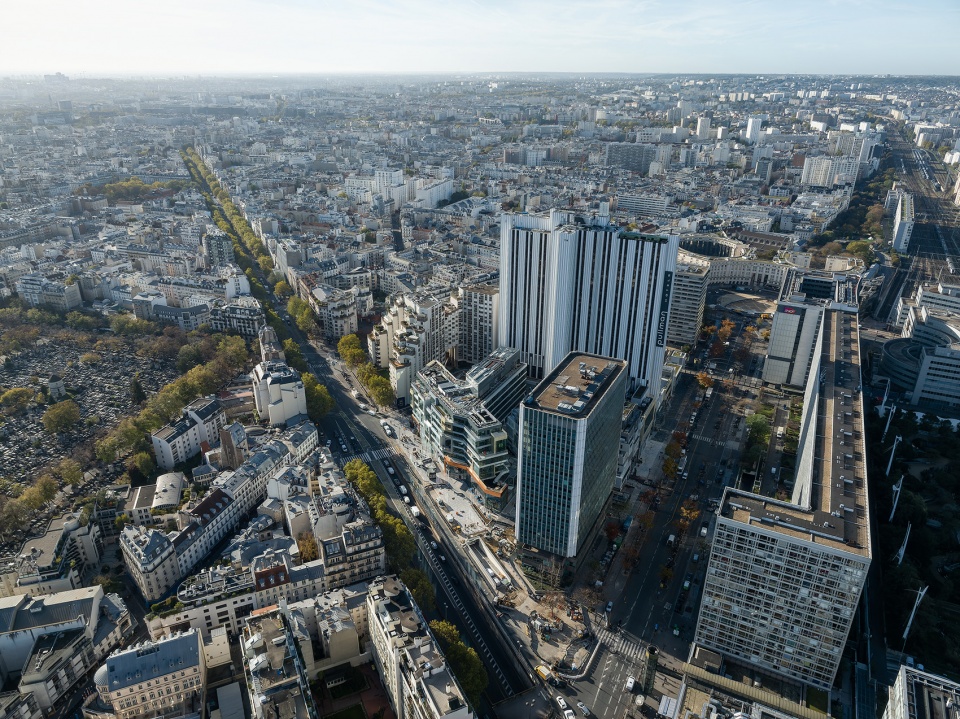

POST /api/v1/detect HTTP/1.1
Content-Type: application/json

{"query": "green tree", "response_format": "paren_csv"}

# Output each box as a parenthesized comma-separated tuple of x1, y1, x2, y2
(274, 280, 292, 297)
(428, 619, 488, 706)
(130, 373, 147, 405)
(0, 500, 29, 540)
(302, 373, 335, 420)
(0, 387, 34, 413)
(400, 568, 436, 612)
(176, 344, 204, 373)
(746, 414, 771, 447)
(429, 619, 461, 647)
(110, 314, 156, 336)
(114, 513, 130, 531)
(367, 375, 395, 407)
(57, 458, 83, 487)
(93, 574, 124, 594)
(282, 339, 308, 372)
(129, 451, 155, 477)
(42, 400, 81, 434)
(297, 532, 320, 562)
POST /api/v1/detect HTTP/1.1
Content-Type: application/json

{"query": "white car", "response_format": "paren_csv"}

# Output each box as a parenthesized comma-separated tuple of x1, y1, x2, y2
(556, 697, 568, 711)
(626, 676, 635, 692)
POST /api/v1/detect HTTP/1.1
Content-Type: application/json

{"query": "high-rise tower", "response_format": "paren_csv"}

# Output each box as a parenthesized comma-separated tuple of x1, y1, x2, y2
(515, 353, 627, 558)
(499, 209, 678, 395)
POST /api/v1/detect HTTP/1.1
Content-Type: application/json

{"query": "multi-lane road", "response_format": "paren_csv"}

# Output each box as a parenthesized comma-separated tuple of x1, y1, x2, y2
(565, 309, 773, 718)
(279, 313, 530, 707)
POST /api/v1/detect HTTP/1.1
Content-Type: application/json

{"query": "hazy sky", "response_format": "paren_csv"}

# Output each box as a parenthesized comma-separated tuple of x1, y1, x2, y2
(2, 0, 958, 76)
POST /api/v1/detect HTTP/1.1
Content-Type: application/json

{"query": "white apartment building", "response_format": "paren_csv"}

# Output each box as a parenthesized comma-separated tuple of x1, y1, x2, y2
(96, 629, 205, 719)
(745, 116, 764, 143)
(696, 307, 870, 690)
(893, 192, 915, 252)
(370, 291, 460, 407)
(881, 306, 960, 409)
(894, 281, 960, 327)
(15, 273, 82, 311)
(146, 551, 329, 640)
(499, 209, 678, 395)
(668, 262, 709, 346)
(0, 512, 102, 599)
(455, 284, 499, 365)
(415, 178, 454, 209)
(0, 586, 133, 695)
(251, 360, 308, 427)
(762, 272, 858, 388)
(367, 576, 474, 719)
(150, 396, 226, 471)
(801, 155, 860, 188)
(616, 193, 672, 216)
(209, 297, 267, 338)
(307, 282, 360, 339)
(120, 526, 180, 602)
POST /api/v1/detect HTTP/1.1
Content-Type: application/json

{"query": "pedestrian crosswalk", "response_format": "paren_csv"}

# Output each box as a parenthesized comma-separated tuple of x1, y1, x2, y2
(340, 447, 393, 465)
(596, 625, 646, 664)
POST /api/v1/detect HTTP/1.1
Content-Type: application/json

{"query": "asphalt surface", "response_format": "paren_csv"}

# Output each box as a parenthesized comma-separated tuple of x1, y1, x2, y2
(567, 307, 771, 719)
(282, 315, 529, 706)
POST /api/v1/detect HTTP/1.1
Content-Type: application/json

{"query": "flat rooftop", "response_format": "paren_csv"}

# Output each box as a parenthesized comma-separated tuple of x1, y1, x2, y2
(723, 309, 870, 557)
(528, 352, 626, 417)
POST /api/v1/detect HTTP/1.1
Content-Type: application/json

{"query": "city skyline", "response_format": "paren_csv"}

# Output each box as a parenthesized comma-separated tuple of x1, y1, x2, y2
(2, 0, 958, 76)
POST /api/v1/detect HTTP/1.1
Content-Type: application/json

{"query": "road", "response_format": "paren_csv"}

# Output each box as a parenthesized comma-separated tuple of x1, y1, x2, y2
(572, 308, 770, 719)
(280, 315, 529, 706)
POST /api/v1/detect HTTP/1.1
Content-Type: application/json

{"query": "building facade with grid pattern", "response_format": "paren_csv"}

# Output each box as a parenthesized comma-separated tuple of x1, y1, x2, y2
(696, 301, 870, 690)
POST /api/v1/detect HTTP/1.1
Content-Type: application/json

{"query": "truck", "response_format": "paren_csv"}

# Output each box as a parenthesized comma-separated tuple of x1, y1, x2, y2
(535, 664, 560, 686)
(666, 534, 677, 548)
(704, 387, 713, 401)
(410, 506, 421, 519)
